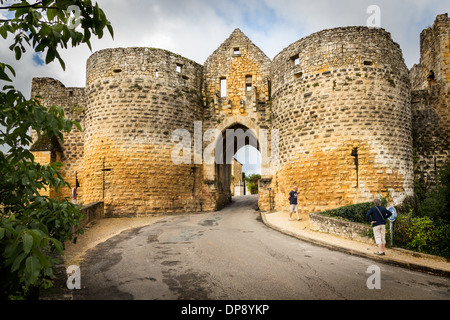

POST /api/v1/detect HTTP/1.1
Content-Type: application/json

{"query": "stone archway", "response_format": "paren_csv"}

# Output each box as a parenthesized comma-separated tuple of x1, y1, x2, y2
(202, 116, 273, 211)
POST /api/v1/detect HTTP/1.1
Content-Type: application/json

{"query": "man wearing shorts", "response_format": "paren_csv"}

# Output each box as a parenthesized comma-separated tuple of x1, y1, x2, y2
(366, 198, 392, 255)
(288, 186, 301, 221)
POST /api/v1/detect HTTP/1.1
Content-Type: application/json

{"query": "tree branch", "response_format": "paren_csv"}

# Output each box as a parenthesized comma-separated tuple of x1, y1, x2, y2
(0, 1, 42, 10)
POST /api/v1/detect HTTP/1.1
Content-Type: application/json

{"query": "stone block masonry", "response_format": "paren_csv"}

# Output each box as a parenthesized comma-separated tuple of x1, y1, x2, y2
(270, 26, 413, 214)
(410, 14, 450, 187)
(202, 29, 273, 209)
(82, 47, 214, 215)
(30, 14, 449, 216)
(31, 78, 85, 200)
(309, 213, 374, 244)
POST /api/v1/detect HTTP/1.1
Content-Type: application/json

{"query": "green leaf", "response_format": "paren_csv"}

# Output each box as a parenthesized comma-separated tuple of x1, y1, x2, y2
(74, 120, 82, 131)
(22, 232, 33, 254)
(11, 252, 28, 272)
(45, 47, 55, 64)
(5, 63, 16, 77)
(0, 26, 7, 39)
(4, 241, 19, 259)
(107, 23, 114, 39)
(32, 246, 50, 269)
(24, 254, 41, 285)
(50, 238, 64, 255)
(46, 8, 57, 21)
(57, 55, 66, 70)
(14, 46, 22, 60)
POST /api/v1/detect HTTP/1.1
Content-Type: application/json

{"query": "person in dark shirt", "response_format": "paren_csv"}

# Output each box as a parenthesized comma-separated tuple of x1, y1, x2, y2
(288, 186, 301, 221)
(366, 198, 392, 256)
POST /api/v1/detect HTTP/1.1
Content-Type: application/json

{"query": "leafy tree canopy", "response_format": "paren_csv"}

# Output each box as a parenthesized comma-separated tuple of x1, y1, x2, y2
(0, 0, 113, 299)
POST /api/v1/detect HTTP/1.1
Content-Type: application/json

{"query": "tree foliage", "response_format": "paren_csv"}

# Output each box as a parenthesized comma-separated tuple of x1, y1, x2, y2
(416, 161, 450, 223)
(0, 0, 113, 299)
(245, 174, 261, 194)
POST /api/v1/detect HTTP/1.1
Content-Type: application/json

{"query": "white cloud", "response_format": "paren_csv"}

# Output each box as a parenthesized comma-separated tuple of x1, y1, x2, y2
(1, 0, 447, 158)
(1, 0, 447, 95)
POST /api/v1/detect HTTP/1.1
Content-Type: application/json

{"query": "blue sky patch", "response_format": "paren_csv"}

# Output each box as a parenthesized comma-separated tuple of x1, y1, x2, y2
(32, 53, 45, 66)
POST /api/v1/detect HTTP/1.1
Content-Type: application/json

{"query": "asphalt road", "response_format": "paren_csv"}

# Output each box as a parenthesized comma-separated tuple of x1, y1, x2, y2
(72, 195, 450, 300)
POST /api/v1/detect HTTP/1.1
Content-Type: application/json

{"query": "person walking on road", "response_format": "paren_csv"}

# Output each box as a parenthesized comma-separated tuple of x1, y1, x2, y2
(366, 198, 392, 256)
(288, 186, 301, 221)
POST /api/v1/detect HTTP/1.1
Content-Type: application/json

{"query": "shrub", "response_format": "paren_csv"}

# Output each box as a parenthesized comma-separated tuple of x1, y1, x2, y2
(0, 195, 83, 299)
(394, 215, 450, 258)
(0, 0, 112, 300)
(318, 198, 387, 225)
(246, 174, 261, 194)
(416, 161, 450, 223)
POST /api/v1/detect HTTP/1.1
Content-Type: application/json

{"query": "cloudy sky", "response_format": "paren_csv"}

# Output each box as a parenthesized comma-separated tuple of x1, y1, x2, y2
(1, 0, 448, 173)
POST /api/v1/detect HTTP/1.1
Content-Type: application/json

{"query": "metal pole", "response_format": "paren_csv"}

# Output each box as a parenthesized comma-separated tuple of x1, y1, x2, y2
(390, 220, 393, 247)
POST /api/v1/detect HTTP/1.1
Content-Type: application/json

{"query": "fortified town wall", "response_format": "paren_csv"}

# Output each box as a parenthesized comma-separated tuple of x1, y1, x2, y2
(30, 14, 449, 216)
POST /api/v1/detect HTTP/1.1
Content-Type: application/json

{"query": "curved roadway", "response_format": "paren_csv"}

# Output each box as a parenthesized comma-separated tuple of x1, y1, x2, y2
(72, 195, 450, 300)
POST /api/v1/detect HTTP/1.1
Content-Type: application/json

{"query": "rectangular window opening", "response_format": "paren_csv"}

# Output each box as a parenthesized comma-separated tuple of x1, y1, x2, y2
(176, 64, 183, 73)
(220, 78, 227, 97)
(290, 54, 300, 67)
(245, 75, 252, 91)
(233, 47, 240, 55)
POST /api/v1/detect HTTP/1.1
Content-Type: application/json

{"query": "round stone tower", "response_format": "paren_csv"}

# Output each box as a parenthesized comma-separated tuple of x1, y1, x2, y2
(82, 47, 207, 216)
(271, 27, 413, 213)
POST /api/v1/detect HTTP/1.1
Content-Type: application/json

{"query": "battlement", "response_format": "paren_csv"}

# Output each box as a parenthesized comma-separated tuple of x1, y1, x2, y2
(272, 26, 407, 94)
(86, 47, 203, 88)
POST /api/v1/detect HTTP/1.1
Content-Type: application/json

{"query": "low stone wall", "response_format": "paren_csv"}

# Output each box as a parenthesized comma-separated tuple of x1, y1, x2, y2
(79, 201, 104, 229)
(309, 212, 374, 244)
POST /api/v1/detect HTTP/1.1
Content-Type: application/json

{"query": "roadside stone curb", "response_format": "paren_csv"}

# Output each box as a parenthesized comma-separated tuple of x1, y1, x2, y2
(260, 212, 450, 278)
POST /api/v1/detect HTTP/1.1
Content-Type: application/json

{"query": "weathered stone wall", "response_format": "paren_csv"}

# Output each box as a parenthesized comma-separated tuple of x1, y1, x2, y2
(78, 201, 104, 229)
(31, 77, 85, 200)
(82, 47, 212, 216)
(29, 150, 52, 197)
(309, 212, 373, 244)
(230, 158, 243, 195)
(271, 27, 413, 214)
(203, 29, 271, 118)
(410, 14, 449, 186)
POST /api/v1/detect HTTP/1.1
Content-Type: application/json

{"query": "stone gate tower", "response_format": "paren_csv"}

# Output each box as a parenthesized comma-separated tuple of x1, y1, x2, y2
(202, 28, 273, 210)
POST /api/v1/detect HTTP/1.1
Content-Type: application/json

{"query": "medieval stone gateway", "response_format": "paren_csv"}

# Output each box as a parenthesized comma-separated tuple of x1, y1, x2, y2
(31, 14, 449, 216)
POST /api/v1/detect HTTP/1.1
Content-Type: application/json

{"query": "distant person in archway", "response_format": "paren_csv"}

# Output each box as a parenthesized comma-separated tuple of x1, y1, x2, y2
(288, 186, 301, 221)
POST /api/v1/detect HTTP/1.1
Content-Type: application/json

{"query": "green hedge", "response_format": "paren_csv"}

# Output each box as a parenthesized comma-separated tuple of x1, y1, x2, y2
(393, 215, 450, 258)
(318, 199, 387, 225)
